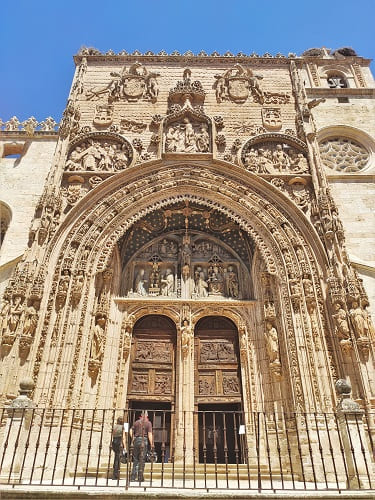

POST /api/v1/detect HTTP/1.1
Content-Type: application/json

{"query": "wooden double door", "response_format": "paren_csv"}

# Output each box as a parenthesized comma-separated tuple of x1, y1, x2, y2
(127, 315, 243, 463)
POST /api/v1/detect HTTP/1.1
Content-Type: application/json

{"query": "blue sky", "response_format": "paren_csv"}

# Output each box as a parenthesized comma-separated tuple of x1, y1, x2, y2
(1, 0, 374, 123)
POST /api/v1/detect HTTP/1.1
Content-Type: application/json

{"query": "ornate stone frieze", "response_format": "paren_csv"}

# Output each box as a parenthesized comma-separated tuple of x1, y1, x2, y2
(86, 62, 159, 103)
(120, 118, 147, 133)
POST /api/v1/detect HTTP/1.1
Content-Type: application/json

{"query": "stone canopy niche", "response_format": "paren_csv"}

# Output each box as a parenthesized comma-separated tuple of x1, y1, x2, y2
(118, 201, 254, 300)
(164, 110, 211, 154)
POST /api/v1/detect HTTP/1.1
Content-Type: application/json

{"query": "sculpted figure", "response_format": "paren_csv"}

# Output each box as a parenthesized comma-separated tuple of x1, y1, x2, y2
(82, 141, 101, 170)
(272, 144, 290, 171)
(196, 124, 210, 152)
(244, 148, 258, 171)
(135, 268, 148, 296)
(183, 118, 196, 152)
(350, 301, 368, 337)
(90, 314, 106, 361)
(23, 301, 39, 337)
(165, 126, 178, 152)
(160, 268, 174, 296)
(226, 265, 239, 298)
(0, 296, 11, 336)
(181, 319, 192, 357)
(332, 302, 350, 339)
(302, 274, 314, 296)
(113, 144, 129, 170)
(292, 153, 309, 173)
(257, 148, 273, 173)
(264, 322, 279, 363)
(194, 267, 208, 298)
(66, 146, 83, 171)
(8, 295, 24, 334)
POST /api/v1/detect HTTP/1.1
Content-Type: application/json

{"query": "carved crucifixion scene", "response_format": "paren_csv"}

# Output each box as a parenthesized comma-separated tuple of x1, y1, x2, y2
(119, 201, 253, 300)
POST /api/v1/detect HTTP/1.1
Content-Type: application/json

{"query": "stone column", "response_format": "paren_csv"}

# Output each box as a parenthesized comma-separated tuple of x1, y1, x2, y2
(335, 379, 375, 489)
(174, 316, 194, 464)
(0, 378, 35, 482)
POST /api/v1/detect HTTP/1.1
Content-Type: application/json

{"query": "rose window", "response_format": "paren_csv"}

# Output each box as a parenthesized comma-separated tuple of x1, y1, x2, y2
(319, 137, 369, 172)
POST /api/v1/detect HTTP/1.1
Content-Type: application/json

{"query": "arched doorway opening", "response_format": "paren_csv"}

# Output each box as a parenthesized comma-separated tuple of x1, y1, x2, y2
(194, 316, 244, 464)
(127, 315, 176, 463)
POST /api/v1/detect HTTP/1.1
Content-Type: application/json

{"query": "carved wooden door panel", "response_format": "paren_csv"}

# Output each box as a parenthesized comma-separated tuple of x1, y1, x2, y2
(128, 315, 176, 403)
(194, 317, 242, 404)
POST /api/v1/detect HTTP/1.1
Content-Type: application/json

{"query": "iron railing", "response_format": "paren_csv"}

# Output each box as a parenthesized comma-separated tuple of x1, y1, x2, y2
(0, 408, 374, 492)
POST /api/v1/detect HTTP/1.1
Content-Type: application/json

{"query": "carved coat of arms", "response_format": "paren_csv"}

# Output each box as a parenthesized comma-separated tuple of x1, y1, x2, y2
(262, 108, 282, 130)
(86, 62, 159, 103)
(215, 64, 264, 104)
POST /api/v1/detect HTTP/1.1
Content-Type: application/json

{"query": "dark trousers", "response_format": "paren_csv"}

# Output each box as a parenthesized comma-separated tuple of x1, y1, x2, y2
(131, 437, 148, 481)
(112, 437, 122, 479)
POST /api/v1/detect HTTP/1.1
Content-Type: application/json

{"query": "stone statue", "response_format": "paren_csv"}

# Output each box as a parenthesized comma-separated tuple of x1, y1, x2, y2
(22, 301, 39, 337)
(226, 265, 239, 298)
(90, 314, 106, 361)
(332, 302, 350, 339)
(135, 268, 147, 296)
(196, 124, 210, 152)
(264, 322, 279, 363)
(160, 268, 174, 296)
(272, 144, 290, 171)
(0, 296, 11, 335)
(165, 126, 178, 152)
(302, 274, 314, 296)
(194, 267, 208, 298)
(350, 301, 368, 337)
(257, 149, 273, 173)
(8, 295, 24, 334)
(181, 319, 192, 358)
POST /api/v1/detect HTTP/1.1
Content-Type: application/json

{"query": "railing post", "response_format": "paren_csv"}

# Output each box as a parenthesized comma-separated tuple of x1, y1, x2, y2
(335, 379, 374, 489)
(0, 378, 35, 483)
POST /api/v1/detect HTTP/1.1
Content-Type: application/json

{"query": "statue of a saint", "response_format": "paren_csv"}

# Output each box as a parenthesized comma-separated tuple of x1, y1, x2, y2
(23, 301, 39, 337)
(350, 301, 368, 338)
(332, 302, 350, 340)
(264, 322, 279, 363)
(135, 268, 147, 296)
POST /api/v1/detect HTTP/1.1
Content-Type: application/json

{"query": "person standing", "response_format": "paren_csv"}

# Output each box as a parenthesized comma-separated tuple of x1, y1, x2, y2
(112, 417, 126, 480)
(130, 412, 153, 482)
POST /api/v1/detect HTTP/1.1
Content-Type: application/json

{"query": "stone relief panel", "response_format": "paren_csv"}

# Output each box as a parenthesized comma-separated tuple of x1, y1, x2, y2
(93, 105, 114, 127)
(124, 232, 249, 301)
(86, 62, 159, 103)
(262, 108, 282, 131)
(164, 117, 210, 153)
(65, 134, 132, 172)
(318, 137, 370, 172)
(241, 137, 309, 175)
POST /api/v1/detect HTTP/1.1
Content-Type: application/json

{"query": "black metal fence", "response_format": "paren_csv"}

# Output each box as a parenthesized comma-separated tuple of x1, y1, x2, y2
(0, 408, 374, 492)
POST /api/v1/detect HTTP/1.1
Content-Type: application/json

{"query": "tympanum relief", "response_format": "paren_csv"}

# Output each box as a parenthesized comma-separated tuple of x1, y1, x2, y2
(125, 234, 246, 300)
(66, 135, 132, 172)
(242, 140, 309, 175)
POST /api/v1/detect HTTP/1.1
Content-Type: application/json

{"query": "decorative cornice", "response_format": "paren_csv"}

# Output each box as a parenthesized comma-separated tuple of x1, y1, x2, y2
(73, 49, 371, 67)
(306, 88, 375, 97)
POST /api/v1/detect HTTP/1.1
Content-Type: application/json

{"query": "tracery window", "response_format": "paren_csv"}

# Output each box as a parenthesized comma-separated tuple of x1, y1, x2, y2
(319, 137, 369, 173)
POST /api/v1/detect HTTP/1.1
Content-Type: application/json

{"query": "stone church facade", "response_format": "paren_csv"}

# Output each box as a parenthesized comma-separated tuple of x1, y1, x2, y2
(0, 47, 374, 482)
